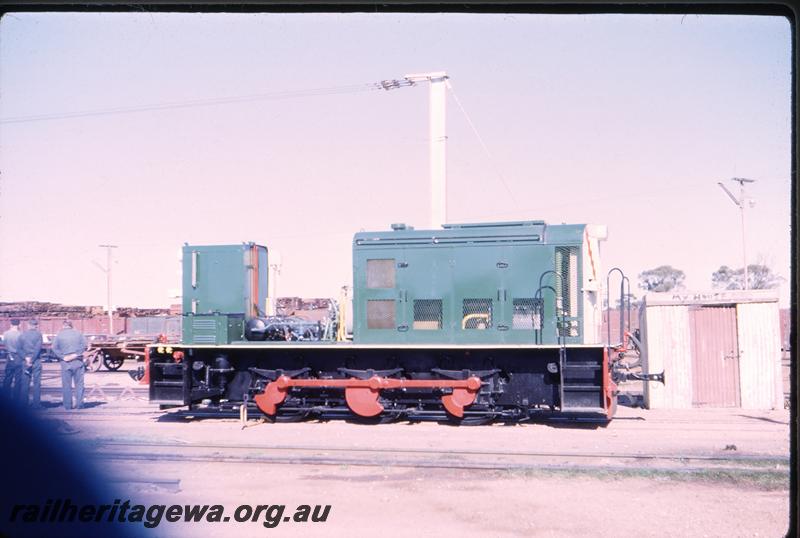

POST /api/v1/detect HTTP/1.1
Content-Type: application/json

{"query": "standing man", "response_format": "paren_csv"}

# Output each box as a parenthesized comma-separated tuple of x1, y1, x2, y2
(20, 319, 44, 409)
(2, 319, 24, 402)
(52, 320, 88, 410)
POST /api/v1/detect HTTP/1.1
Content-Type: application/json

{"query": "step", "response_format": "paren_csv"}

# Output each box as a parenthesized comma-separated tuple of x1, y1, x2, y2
(152, 380, 184, 387)
(559, 406, 605, 413)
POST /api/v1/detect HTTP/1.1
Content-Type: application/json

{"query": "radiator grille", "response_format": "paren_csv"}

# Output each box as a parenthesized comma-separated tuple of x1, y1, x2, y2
(413, 299, 443, 330)
(192, 318, 218, 344)
(462, 298, 492, 329)
(555, 246, 580, 337)
(367, 300, 396, 329)
(512, 298, 543, 330)
(366, 259, 396, 289)
(192, 319, 217, 330)
(193, 334, 217, 344)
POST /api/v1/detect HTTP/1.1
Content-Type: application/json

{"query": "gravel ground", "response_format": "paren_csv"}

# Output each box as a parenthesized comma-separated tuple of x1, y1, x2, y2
(4, 362, 792, 537)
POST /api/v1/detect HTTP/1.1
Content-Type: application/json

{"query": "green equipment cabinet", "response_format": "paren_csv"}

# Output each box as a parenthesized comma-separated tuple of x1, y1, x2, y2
(352, 221, 605, 345)
(181, 243, 268, 344)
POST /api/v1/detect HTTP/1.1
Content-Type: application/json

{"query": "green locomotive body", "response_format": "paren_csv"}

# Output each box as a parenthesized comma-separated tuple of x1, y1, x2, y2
(148, 220, 615, 423)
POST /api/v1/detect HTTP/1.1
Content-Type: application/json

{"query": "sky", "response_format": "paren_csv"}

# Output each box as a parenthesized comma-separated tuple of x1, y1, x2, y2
(0, 12, 792, 309)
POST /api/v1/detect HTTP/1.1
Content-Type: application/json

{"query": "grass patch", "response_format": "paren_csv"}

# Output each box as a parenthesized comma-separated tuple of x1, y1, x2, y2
(717, 457, 790, 469)
(498, 466, 789, 491)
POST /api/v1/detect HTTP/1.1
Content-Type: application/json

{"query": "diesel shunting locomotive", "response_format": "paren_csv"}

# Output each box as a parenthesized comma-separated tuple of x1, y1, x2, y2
(147, 220, 624, 423)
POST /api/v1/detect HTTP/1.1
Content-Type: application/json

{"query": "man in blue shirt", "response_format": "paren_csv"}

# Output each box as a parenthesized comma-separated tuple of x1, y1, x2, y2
(2, 319, 24, 402)
(19, 319, 44, 409)
(52, 320, 88, 410)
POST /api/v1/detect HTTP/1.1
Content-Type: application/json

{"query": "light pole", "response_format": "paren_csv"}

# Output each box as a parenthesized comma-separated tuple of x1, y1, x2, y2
(380, 71, 449, 229)
(717, 178, 755, 290)
(95, 245, 118, 335)
(267, 251, 282, 316)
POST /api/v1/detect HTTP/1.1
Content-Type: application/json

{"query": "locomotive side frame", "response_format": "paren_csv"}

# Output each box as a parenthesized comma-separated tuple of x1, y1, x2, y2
(148, 220, 618, 423)
(147, 342, 613, 422)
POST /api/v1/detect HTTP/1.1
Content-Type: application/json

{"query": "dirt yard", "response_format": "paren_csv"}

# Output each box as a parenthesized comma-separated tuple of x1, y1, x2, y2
(3, 363, 792, 537)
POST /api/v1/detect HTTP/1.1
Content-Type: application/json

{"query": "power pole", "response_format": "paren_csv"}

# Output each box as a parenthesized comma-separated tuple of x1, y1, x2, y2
(717, 178, 756, 290)
(267, 250, 282, 316)
(381, 71, 449, 229)
(97, 244, 118, 335)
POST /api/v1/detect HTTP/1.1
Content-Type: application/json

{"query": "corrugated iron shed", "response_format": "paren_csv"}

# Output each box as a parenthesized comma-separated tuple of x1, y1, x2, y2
(642, 290, 782, 410)
(689, 305, 740, 407)
(641, 304, 692, 408)
(736, 302, 783, 409)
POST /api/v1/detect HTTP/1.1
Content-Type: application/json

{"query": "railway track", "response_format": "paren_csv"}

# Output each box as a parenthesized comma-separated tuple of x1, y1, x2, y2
(30, 399, 788, 434)
(91, 439, 790, 464)
(38, 409, 788, 435)
(85, 439, 789, 476)
(34, 415, 787, 440)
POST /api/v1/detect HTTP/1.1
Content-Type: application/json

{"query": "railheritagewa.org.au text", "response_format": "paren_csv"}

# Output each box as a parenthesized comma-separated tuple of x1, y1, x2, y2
(9, 499, 331, 529)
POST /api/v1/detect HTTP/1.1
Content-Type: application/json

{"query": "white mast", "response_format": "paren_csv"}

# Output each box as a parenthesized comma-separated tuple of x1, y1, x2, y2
(383, 72, 449, 229)
(718, 178, 756, 290)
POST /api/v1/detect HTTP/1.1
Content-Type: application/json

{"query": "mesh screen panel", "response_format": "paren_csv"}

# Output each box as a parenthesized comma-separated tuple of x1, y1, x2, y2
(413, 299, 443, 330)
(512, 298, 543, 330)
(366, 259, 396, 289)
(367, 300, 396, 329)
(462, 298, 493, 329)
(555, 246, 580, 337)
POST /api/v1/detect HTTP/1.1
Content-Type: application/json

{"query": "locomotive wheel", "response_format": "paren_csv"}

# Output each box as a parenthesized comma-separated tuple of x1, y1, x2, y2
(262, 410, 309, 423)
(345, 412, 402, 425)
(273, 413, 307, 423)
(444, 413, 495, 426)
(103, 356, 125, 371)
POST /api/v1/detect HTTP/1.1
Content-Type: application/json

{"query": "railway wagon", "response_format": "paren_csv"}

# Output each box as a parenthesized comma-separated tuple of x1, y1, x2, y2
(147, 220, 616, 423)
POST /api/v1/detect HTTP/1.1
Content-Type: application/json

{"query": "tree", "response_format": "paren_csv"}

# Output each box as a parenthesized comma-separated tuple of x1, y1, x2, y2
(638, 265, 685, 293)
(601, 292, 639, 310)
(616, 292, 639, 309)
(711, 264, 782, 290)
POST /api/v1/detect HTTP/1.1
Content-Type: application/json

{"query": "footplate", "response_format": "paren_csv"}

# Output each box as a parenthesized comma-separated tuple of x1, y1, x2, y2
(254, 376, 483, 418)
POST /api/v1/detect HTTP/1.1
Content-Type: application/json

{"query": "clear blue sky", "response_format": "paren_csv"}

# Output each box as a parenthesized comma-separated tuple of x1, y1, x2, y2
(0, 13, 791, 308)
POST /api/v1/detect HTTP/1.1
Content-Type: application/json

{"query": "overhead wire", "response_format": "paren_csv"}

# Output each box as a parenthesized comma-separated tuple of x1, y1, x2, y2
(0, 82, 386, 125)
(445, 80, 520, 211)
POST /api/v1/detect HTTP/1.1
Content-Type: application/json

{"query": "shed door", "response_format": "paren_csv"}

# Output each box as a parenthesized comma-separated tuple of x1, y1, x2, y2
(689, 305, 740, 407)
